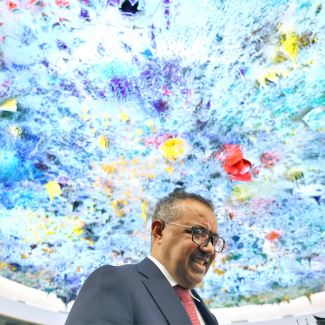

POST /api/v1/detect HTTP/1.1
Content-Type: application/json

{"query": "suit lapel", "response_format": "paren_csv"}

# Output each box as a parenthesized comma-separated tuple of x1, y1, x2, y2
(191, 290, 219, 325)
(137, 258, 192, 325)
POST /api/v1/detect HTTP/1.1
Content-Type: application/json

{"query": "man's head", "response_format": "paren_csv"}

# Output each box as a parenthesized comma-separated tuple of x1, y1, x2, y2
(151, 191, 218, 290)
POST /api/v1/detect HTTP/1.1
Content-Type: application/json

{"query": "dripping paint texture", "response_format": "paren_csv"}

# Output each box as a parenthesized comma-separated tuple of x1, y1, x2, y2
(0, 0, 325, 309)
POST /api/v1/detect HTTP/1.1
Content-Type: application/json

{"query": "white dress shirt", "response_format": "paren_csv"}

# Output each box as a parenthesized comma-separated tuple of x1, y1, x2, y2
(148, 256, 206, 325)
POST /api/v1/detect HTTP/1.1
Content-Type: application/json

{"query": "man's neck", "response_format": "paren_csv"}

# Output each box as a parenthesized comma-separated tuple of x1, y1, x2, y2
(150, 245, 162, 264)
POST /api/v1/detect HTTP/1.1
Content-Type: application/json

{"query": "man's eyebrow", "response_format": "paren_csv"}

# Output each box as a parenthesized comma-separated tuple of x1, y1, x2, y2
(193, 225, 219, 236)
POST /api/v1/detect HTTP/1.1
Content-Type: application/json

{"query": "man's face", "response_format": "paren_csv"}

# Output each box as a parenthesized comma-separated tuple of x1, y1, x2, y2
(159, 199, 218, 289)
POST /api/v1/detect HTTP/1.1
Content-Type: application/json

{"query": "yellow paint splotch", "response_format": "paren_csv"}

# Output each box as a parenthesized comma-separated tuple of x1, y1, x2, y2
(45, 181, 62, 202)
(161, 138, 185, 160)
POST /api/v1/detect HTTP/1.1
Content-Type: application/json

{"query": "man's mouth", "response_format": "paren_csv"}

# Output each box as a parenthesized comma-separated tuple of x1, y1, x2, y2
(193, 258, 205, 265)
(191, 258, 209, 273)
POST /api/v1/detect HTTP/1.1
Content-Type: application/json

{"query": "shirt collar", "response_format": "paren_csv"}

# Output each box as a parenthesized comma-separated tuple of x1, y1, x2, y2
(148, 256, 200, 302)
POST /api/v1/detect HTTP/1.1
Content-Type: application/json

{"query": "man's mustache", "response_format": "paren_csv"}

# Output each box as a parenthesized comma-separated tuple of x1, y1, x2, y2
(189, 253, 210, 262)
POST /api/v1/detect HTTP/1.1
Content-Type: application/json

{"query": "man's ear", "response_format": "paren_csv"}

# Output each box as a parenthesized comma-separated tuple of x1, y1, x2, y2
(151, 220, 164, 243)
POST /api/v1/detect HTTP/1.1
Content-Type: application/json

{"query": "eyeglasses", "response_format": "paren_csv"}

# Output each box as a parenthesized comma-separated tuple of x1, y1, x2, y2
(162, 221, 225, 253)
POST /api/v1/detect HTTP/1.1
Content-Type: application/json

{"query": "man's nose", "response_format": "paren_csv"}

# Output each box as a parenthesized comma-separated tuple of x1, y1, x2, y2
(199, 240, 215, 255)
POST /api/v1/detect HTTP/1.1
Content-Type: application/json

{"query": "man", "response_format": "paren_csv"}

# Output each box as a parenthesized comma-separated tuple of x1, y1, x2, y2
(65, 191, 225, 324)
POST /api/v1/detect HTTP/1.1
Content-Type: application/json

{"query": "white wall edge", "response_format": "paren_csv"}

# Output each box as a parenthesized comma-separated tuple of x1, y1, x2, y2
(0, 296, 67, 325)
(211, 291, 325, 324)
(0, 275, 324, 324)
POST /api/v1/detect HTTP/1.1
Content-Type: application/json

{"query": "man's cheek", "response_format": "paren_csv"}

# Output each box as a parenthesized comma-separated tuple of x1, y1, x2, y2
(206, 262, 212, 273)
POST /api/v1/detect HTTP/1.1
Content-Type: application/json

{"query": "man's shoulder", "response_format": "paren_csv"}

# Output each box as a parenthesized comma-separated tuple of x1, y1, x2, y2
(89, 260, 141, 279)
(93, 262, 137, 272)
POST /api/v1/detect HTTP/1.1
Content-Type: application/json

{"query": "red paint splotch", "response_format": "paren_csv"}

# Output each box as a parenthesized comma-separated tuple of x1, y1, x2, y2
(261, 152, 280, 171)
(55, 0, 70, 6)
(162, 86, 175, 96)
(215, 144, 252, 182)
(266, 230, 282, 243)
(5, 0, 18, 10)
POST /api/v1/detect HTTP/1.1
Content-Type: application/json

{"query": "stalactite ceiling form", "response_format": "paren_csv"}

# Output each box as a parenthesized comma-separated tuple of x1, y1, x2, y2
(0, 0, 325, 309)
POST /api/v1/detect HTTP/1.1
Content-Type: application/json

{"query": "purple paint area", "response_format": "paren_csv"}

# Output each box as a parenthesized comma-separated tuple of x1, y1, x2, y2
(152, 99, 169, 115)
(60, 81, 75, 92)
(141, 70, 150, 77)
(111, 78, 121, 86)
(107, 0, 120, 6)
(41, 60, 49, 68)
(109, 78, 134, 100)
(132, 60, 185, 101)
(60, 81, 79, 97)
(57, 40, 68, 50)
(80, 9, 89, 18)
(98, 90, 106, 98)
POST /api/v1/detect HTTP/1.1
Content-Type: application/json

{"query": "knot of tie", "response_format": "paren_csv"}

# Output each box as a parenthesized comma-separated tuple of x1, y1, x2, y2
(173, 285, 192, 303)
(173, 285, 201, 325)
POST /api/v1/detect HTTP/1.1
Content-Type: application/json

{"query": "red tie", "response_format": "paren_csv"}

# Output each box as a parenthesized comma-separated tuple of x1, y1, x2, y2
(173, 285, 201, 325)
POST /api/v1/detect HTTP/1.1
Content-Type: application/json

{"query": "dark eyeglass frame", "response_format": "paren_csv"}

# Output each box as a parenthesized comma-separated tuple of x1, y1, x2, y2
(161, 220, 226, 253)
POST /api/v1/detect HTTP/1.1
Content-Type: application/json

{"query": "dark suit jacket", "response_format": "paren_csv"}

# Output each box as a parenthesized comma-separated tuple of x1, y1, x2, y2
(65, 257, 219, 325)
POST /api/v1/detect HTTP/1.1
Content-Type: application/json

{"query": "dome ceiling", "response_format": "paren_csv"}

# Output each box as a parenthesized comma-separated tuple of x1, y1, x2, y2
(0, 0, 325, 308)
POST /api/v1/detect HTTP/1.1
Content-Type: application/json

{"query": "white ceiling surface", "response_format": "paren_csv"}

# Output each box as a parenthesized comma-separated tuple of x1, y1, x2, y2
(212, 293, 325, 324)
(0, 275, 324, 325)
(0, 296, 67, 325)
(0, 276, 73, 313)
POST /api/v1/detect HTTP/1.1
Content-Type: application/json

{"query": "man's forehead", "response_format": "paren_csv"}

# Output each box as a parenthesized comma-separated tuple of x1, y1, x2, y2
(179, 199, 218, 228)
(180, 198, 214, 214)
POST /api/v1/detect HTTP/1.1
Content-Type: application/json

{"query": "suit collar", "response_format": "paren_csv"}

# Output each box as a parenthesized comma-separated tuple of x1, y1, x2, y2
(137, 257, 157, 278)
(147, 256, 178, 286)
(137, 258, 218, 325)
(137, 258, 192, 324)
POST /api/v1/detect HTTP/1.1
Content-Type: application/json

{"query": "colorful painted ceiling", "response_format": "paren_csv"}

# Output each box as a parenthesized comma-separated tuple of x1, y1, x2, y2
(0, 0, 325, 309)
